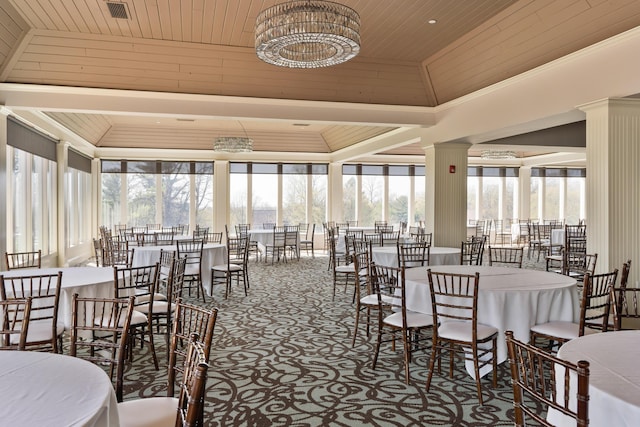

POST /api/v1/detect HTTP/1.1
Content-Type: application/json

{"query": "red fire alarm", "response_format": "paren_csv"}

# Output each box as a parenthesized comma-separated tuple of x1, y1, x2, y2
(449, 165, 456, 173)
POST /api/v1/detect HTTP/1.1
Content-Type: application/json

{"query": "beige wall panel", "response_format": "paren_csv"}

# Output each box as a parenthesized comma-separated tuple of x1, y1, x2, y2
(0, 2, 28, 64)
(424, 0, 640, 103)
(10, 30, 429, 106)
(46, 112, 112, 144)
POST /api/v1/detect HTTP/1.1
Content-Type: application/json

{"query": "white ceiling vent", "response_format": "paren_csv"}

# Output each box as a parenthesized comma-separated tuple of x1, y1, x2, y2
(106, 2, 130, 20)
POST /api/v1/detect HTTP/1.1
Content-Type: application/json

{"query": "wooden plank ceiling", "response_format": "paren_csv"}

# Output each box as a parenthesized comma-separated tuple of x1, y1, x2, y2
(2, 0, 640, 154)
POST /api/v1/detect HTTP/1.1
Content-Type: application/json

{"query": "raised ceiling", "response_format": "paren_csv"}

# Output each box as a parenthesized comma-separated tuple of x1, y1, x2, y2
(2, 0, 640, 158)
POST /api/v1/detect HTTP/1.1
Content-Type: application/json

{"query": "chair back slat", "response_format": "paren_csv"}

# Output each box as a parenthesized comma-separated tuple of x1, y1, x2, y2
(168, 299, 217, 398)
(70, 294, 134, 402)
(5, 250, 42, 270)
(0, 272, 63, 352)
(580, 269, 618, 335)
(398, 241, 430, 268)
(0, 297, 32, 350)
(505, 330, 590, 427)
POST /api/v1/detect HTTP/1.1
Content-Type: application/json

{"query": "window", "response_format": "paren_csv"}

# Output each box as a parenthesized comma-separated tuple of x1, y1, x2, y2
(342, 164, 425, 226)
(230, 162, 328, 228)
(467, 167, 518, 223)
(66, 150, 92, 247)
(251, 163, 278, 226)
(229, 163, 248, 226)
(531, 168, 586, 223)
(101, 160, 214, 230)
(7, 117, 58, 255)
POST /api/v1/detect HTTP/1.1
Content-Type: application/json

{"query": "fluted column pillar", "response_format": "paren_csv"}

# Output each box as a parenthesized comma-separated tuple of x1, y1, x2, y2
(579, 98, 640, 284)
(423, 142, 471, 248)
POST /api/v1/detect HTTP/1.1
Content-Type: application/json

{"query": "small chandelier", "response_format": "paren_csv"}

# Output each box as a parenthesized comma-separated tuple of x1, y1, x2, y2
(481, 150, 517, 160)
(213, 122, 253, 153)
(255, 0, 361, 69)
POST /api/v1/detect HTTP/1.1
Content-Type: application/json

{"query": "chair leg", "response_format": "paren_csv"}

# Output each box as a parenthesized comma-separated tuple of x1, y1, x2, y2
(352, 303, 361, 347)
(491, 338, 497, 388)
(197, 277, 207, 303)
(425, 338, 439, 392)
(402, 329, 411, 384)
(240, 271, 248, 296)
(147, 324, 159, 370)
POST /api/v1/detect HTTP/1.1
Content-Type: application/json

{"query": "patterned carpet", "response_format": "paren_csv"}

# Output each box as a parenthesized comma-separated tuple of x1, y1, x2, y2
(120, 250, 548, 426)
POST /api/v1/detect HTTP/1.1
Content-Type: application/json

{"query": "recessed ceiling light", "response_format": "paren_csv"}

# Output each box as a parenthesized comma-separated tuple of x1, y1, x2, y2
(293, 123, 310, 127)
(428, 19, 437, 24)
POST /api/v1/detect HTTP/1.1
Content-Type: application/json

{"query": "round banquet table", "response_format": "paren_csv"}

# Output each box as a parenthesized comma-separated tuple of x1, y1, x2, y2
(548, 330, 640, 427)
(0, 266, 115, 331)
(371, 246, 460, 268)
(132, 243, 226, 295)
(404, 265, 579, 376)
(248, 229, 274, 249)
(0, 351, 120, 426)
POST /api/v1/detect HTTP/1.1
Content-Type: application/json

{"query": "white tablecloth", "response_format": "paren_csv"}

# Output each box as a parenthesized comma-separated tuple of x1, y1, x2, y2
(132, 243, 226, 294)
(404, 265, 579, 373)
(0, 266, 115, 331)
(249, 229, 299, 253)
(548, 330, 640, 427)
(371, 246, 461, 268)
(0, 351, 120, 426)
(552, 229, 565, 245)
(248, 229, 274, 249)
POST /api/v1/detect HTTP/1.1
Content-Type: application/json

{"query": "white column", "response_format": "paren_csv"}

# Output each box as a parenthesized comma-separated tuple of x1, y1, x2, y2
(579, 98, 640, 284)
(328, 163, 342, 222)
(188, 174, 196, 231)
(475, 176, 482, 221)
(537, 176, 545, 221)
(559, 176, 567, 222)
(423, 142, 470, 247)
(408, 172, 415, 226)
(92, 158, 101, 238)
(155, 174, 163, 226)
(518, 167, 531, 221)
(382, 173, 389, 222)
(246, 168, 253, 226)
(213, 161, 229, 233)
(277, 173, 283, 225)
(56, 142, 68, 266)
(0, 111, 8, 260)
(499, 174, 506, 220)
(306, 173, 313, 225)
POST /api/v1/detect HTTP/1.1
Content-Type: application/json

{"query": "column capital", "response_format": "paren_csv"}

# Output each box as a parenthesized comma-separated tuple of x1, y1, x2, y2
(578, 97, 640, 114)
(421, 141, 472, 153)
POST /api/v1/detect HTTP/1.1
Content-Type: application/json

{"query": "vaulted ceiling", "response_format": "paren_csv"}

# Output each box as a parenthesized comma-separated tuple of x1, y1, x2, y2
(2, 0, 640, 161)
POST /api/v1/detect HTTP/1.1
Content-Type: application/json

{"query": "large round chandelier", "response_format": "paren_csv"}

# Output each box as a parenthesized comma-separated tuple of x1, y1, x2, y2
(255, 1, 361, 69)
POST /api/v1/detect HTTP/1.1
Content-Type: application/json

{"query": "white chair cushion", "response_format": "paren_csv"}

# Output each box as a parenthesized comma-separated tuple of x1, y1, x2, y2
(530, 321, 579, 340)
(136, 293, 167, 303)
(184, 265, 200, 275)
(438, 321, 498, 342)
(130, 310, 148, 327)
(530, 321, 599, 340)
(360, 294, 378, 305)
(212, 263, 243, 272)
(12, 320, 64, 345)
(335, 265, 352, 274)
(136, 300, 176, 315)
(384, 311, 434, 329)
(118, 397, 178, 427)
